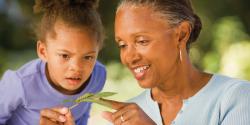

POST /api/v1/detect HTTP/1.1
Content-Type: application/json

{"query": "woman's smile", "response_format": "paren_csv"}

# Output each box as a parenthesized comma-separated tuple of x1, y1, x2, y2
(131, 65, 150, 80)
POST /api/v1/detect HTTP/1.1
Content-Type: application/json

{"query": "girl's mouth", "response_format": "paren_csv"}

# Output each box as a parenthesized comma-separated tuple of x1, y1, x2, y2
(66, 77, 82, 85)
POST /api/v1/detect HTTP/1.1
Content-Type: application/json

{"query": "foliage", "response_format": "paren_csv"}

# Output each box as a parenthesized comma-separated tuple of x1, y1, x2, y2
(64, 92, 117, 109)
(0, 0, 250, 78)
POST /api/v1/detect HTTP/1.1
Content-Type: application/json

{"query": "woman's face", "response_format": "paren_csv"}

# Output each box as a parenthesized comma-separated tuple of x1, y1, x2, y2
(115, 6, 180, 88)
(38, 20, 99, 94)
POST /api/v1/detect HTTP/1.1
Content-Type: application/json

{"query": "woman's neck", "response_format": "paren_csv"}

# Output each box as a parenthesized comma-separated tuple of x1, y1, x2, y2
(151, 60, 212, 103)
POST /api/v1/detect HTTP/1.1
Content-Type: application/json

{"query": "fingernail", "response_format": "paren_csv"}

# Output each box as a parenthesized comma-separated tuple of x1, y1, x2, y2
(59, 116, 66, 122)
(61, 107, 68, 114)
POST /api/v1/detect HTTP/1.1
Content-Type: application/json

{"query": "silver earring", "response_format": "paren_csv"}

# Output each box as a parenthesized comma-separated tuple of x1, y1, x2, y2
(179, 49, 183, 62)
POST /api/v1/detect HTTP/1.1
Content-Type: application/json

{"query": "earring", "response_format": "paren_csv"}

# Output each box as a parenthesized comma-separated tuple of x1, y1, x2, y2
(179, 49, 183, 62)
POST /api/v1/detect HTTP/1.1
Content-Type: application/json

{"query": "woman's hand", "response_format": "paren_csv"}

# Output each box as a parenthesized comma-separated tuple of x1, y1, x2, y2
(39, 107, 75, 125)
(101, 99, 156, 125)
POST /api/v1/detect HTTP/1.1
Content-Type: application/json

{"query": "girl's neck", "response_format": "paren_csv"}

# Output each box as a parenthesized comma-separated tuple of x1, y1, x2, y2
(45, 63, 89, 95)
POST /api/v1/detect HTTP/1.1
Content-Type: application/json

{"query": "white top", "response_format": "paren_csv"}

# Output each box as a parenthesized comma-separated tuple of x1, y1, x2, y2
(128, 74, 250, 125)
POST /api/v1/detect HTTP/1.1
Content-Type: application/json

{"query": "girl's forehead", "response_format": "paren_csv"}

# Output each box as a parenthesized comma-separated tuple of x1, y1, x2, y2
(45, 20, 94, 40)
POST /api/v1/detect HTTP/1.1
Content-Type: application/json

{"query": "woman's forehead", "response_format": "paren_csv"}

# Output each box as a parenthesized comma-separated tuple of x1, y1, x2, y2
(115, 6, 171, 34)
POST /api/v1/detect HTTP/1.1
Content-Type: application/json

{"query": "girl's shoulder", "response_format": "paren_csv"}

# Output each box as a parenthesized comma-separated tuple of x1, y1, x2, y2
(93, 61, 106, 73)
(15, 58, 44, 78)
(1, 59, 43, 81)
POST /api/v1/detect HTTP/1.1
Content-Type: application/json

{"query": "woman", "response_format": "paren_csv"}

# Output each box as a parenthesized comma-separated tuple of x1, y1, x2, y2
(102, 0, 250, 125)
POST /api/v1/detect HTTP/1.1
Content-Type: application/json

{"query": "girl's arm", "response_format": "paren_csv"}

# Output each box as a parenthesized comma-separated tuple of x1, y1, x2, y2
(0, 70, 26, 124)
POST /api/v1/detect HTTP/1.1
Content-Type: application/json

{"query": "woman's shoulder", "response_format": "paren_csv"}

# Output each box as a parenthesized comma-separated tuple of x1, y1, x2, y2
(209, 74, 250, 92)
(214, 74, 250, 105)
(222, 76, 250, 98)
(215, 75, 250, 122)
(213, 74, 250, 90)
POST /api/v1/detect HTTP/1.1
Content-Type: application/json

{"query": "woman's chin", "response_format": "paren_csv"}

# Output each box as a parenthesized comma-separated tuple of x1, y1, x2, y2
(137, 81, 155, 89)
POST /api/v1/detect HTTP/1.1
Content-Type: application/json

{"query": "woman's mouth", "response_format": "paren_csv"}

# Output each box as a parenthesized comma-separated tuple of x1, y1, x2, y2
(133, 65, 150, 80)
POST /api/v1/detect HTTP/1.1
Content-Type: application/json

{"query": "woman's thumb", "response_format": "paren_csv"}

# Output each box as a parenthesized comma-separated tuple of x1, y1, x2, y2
(101, 111, 113, 122)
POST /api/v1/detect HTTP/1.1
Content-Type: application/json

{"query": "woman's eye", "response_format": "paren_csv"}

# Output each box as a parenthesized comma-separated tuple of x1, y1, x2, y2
(118, 44, 127, 49)
(84, 56, 94, 60)
(117, 40, 127, 49)
(137, 40, 149, 46)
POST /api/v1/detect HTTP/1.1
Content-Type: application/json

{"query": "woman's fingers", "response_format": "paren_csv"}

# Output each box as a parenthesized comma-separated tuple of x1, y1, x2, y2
(101, 100, 156, 125)
(112, 103, 138, 124)
(113, 110, 133, 125)
(111, 103, 133, 121)
(100, 98, 128, 110)
(101, 111, 113, 122)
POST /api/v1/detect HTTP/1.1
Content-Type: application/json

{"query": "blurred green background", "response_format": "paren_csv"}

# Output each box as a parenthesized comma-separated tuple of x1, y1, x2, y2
(0, 0, 250, 125)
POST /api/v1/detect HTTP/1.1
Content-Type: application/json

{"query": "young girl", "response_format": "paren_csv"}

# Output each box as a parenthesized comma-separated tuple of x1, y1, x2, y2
(0, 0, 106, 125)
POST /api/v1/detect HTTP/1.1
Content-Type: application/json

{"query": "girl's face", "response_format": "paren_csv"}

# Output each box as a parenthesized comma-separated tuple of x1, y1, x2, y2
(115, 6, 180, 88)
(38, 20, 99, 94)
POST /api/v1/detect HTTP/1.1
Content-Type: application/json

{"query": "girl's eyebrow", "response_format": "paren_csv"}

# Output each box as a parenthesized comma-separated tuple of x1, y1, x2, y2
(57, 49, 71, 54)
(57, 49, 97, 55)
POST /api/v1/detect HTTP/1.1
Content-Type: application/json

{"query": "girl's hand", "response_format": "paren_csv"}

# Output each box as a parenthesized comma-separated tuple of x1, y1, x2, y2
(101, 99, 156, 125)
(39, 107, 75, 125)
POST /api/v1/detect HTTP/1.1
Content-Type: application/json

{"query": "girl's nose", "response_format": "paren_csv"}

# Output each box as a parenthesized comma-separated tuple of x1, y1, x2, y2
(69, 59, 83, 72)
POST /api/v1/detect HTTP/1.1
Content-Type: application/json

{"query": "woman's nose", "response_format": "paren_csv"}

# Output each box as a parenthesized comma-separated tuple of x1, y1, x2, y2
(123, 46, 141, 65)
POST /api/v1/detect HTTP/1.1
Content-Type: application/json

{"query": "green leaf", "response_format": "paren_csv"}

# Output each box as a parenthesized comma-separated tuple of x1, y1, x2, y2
(92, 92, 117, 98)
(63, 99, 74, 103)
(75, 93, 94, 103)
(64, 92, 117, 109)
(82, 98, 113, 108)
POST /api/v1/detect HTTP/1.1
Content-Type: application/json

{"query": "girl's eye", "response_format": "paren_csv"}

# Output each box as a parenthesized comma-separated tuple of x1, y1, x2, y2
(59, 54, 70, 60)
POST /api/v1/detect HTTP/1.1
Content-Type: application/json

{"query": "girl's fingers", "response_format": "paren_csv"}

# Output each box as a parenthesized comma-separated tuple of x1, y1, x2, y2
(40, 108, 67, 123)
(64, 110, 76, 125)
(51, 107, 69, 114)
(40, 116, 60, 125)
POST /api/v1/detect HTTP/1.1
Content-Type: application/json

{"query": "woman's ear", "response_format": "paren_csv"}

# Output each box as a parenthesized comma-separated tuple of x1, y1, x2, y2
(37, 41, 48, 62)
(178, 21, 191, 45)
